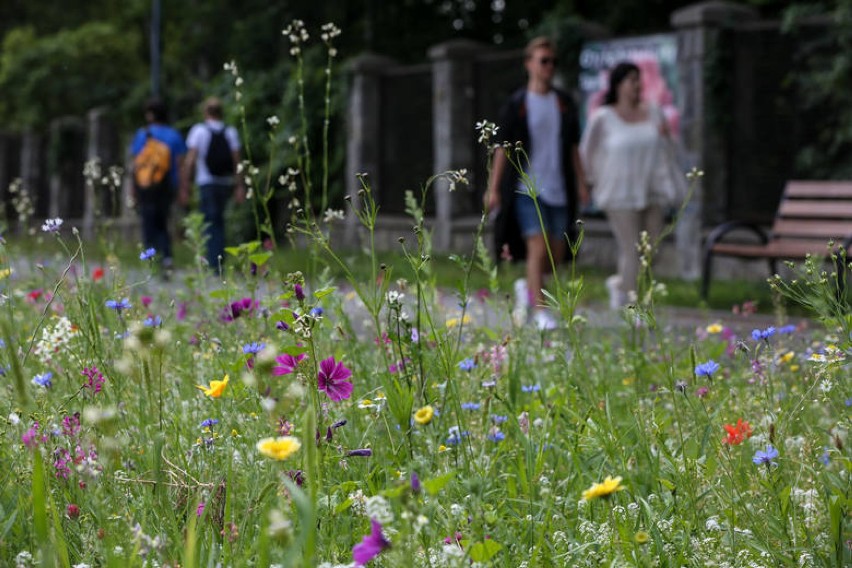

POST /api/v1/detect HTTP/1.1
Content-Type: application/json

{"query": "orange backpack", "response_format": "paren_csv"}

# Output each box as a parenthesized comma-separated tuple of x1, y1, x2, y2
(133, 130, 172, 190)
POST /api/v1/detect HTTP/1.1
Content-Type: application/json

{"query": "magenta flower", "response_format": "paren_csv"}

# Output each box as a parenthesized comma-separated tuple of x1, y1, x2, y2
(318, 356, 353, 401)
(353, 518, 390, 566)
(274, 353, 307, 376)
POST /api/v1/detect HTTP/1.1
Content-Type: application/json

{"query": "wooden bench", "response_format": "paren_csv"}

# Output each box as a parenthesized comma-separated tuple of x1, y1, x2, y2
(701, 180, 852, 299)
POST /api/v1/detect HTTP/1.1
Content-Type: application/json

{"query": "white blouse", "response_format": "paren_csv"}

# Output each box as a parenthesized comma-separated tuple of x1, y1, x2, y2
(580, 105, 669, 211)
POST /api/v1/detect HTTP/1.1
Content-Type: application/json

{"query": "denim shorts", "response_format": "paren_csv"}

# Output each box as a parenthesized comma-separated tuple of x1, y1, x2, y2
(514, 194, 569, 238)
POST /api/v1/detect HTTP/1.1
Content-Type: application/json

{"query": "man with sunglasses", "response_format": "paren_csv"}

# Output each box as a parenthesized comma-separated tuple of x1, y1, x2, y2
(485, 37, 589, 330)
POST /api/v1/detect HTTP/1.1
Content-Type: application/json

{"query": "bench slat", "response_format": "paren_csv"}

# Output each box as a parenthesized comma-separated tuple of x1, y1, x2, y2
(711, 239, 849, 259)
(778, 201, 852, 218)
(772, 219, 852, 239)
(785, 181, 852, 199)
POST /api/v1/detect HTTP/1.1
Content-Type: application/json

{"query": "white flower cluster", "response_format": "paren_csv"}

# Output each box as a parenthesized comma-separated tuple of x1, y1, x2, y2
(41, 217, 63, 233)
(9, 178, 35, 227)
(475, 120, 500, 145)
(445, 169, 469, 192)
(321, 23, 342, 58)
(223, 60, 244, 101)
(365, 494, 394, 524)
(283, 20, 309, 56)
(34, 315, 78, 365)
(323, 209, 345, 223)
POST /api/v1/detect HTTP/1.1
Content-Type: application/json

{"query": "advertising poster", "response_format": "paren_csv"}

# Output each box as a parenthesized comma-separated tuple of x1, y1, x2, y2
(578, 33, 680, 138)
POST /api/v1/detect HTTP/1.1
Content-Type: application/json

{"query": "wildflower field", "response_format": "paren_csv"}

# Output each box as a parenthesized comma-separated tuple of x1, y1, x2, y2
(2, 20, 851, 568)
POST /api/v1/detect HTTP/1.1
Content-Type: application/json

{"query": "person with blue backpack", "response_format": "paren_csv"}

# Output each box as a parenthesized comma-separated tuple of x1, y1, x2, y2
(181, 97, 245, 274)
(130, 97, 187, 276)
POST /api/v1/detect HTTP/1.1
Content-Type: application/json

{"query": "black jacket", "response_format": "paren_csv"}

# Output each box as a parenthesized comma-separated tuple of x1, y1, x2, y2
(493, 87, 581, 261)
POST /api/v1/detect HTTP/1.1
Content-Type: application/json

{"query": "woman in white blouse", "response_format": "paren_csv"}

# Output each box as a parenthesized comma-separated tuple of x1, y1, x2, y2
(580, 62, 672, 309)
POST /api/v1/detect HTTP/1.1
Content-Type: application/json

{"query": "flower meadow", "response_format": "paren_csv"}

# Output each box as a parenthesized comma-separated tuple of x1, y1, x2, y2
(2, 21, 851, 568)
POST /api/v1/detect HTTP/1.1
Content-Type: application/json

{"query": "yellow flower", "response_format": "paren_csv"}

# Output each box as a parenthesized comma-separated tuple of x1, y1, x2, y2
(779, 351, 795, 364)
(634, 531, 650, 544)
(706, 323, 723, 334)
(0, 267, 12, 281)
(622, 376, 635, 386)
(582, 475, 625, 501)
(196, 374, 229, 398)
(438, 444, 448, 453)
(256, 436, 301, 461)
(445, 315, 472, 329)
(414, 405, 434, 425)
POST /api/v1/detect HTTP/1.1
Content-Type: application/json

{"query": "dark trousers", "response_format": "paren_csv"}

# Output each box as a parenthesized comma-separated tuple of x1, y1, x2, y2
(137, 190, 173, 261)
(199, 183, 232, 270)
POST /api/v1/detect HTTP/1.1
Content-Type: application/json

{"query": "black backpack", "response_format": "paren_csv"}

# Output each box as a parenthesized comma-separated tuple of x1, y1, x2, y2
(205, 125, 235, 176)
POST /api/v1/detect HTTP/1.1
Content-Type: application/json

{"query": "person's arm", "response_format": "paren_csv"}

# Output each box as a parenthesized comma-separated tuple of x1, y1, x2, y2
(484, 146, 507, 213)
(232, 149, 246, 203)
(572, 145, 590, 208)
(180, 148, 197, 206)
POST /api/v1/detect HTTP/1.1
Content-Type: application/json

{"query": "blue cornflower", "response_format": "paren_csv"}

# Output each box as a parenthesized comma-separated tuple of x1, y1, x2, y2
(819, 448, 830, 466)
(242, 342, 266, 355)
(491, 414, 508, 424)
(0, 366, 6, 376)
(487, 431, 505, 442)
(0, 338, 5, 348)
(446, 426, 469, 445)
(139, 248, 156, 261)
(200, 418, 219, 429)
(846, 398, 852, 407)
(695, 360, 720, 378)
(310, 306, 324, 317)
(752, 444, 779, 467)
(461, 402, 480, 411)
(143, 315, 163, 327)
(777, 324, 796, 335)
(105, 298, 132, 312)
(751, 327, 776, 341)
(458, 358, 476, 372)
(521, 384, 541, 393)
(32, 372, 53, 388)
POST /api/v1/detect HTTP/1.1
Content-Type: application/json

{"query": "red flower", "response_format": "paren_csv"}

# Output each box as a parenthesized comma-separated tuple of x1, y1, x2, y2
(722, 419, 753, 446)
(92, 266, 105, 282)
(27, 289, 43, 302)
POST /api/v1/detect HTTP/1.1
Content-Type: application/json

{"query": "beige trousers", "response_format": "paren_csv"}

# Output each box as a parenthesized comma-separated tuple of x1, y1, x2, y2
(604, 206, 665, 295)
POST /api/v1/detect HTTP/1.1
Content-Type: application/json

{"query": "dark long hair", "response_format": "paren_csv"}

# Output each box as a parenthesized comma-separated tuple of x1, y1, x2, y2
(603, 62, 640, 106)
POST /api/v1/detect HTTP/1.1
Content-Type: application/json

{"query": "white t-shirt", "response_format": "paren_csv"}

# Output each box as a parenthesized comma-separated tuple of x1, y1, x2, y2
(580, 105, 668, 211)
(518, 91, 566, 206)
(186, 119, 241, 185)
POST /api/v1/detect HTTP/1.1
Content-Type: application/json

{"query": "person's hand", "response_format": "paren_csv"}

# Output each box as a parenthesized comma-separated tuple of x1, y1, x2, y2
(578, 180, 591, 208)
(234, 184, 246, 204)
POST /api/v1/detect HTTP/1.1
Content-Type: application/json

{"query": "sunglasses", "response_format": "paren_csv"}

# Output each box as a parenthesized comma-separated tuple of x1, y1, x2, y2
(538, 57, 557, 66)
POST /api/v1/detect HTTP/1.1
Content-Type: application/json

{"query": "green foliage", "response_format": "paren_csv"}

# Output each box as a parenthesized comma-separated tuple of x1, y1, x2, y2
(0, 22, 143, 128)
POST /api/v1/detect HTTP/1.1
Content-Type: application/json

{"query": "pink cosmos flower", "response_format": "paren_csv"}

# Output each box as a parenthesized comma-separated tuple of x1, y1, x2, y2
(318, 356, 353, 401)
(274, 353, 307, 376)
(353, 518, 390, 566)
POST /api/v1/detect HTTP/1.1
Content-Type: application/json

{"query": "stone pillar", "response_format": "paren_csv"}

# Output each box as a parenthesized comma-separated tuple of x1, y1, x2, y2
(345, 53, 396, 245)
(670, 1, 758, 280)
(48, 117, 85, 220)
(20, 129, 45, 228)
(428, 39, 488, 251)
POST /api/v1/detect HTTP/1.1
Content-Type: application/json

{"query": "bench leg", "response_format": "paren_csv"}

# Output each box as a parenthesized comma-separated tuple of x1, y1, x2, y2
(768, 259, 777, 279)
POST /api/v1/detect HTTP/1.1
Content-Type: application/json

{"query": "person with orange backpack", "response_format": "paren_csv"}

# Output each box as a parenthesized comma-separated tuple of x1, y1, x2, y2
(130, 97, 187, 275)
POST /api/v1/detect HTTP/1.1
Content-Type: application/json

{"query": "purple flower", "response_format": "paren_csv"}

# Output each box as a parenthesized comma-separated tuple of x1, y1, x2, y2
(491, 414, 508, 424)
(276, 320, 289, 331)
(222, 297, 256, 322)
(177, 302, 188, 321)
(461, 402, 480, 411)
(273, 353, 306, 376)
(32, 372, 53, 388)
(317, 356, 353, 401)
(81, 367, 105, 394)
(286, 469, 304, 486)
(487, 430, 505, 442)
(294, 284, 305, 302)
(521, 384, 541, 393)
(353, 518, 390, 566)
(695, 360, 720, 378)
(200, 418, 219, 429)
(777, 324, 796, 334)
(196, 502, 206, 517)
(347, 448, 373, 457)
(105, 298, 132, 312)
(696, 386, 709, 398)
(410, 328, 420, 343)
(410, 472, 421, 494)
(753, 444, 779, 467)
(143, 315, 162, 327)
(310, 306, 324, 317)
(139, 248, 156, 261)
(458, 358, 476, 371)
(819, 448, 830, 466)
(22, 422, 40, 448)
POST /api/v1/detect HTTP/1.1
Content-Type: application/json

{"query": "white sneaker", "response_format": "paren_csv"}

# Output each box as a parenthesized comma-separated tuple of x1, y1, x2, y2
(606, 275, 625, 310)
(512, 278, 529, 326)
(533, 309, 558, 331)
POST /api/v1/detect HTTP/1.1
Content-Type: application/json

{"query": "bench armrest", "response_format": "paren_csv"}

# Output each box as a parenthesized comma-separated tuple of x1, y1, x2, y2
(704, 221, 769, 250)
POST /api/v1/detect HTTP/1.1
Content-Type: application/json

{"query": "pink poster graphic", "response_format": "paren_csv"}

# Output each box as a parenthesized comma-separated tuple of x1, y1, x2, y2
(579, 34, 680, 138)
